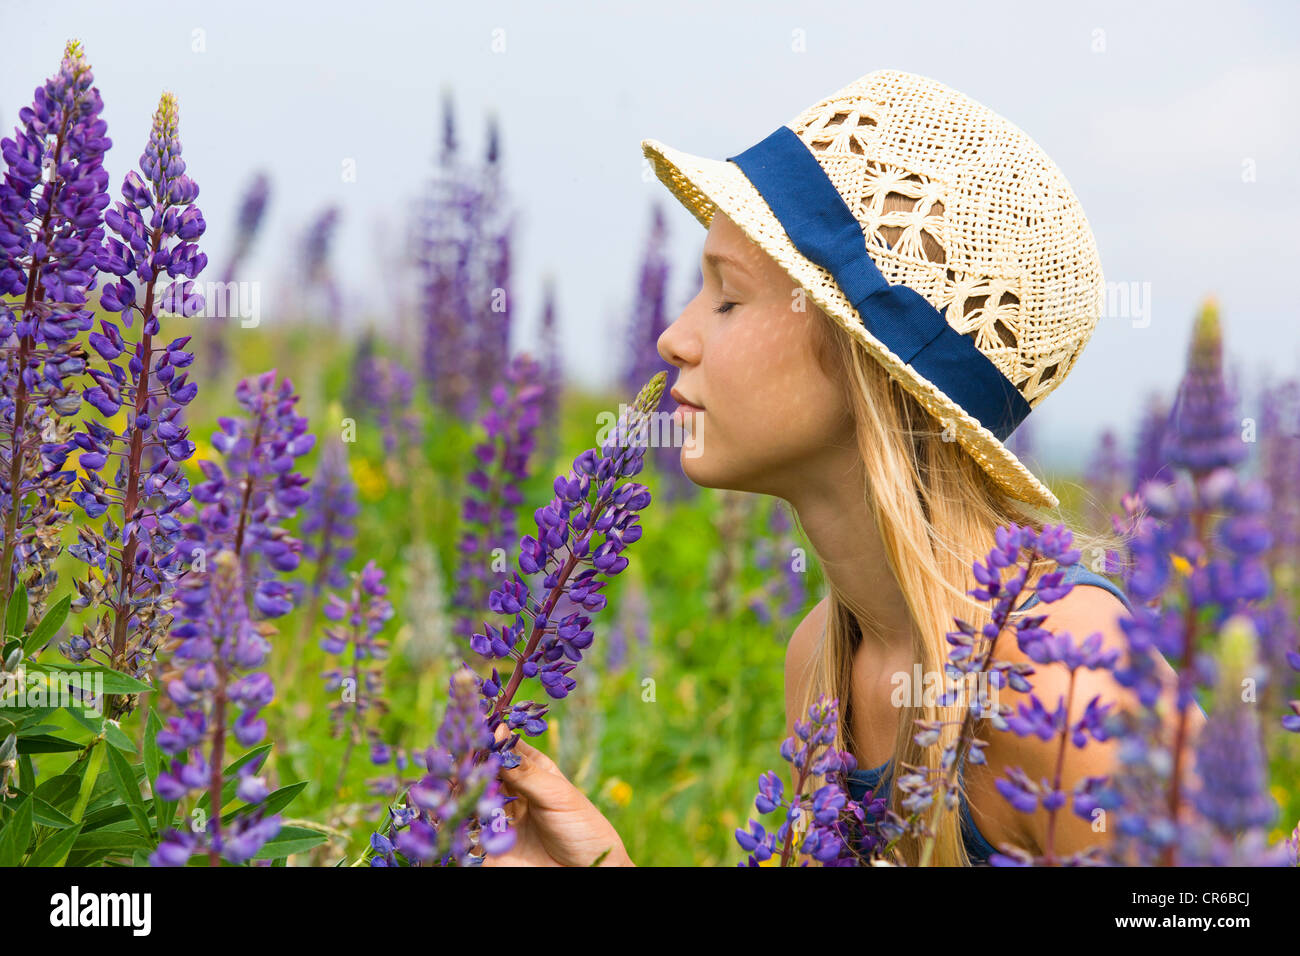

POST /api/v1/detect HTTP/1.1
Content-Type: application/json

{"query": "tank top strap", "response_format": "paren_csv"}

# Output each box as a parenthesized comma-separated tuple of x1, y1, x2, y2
(1016, 561, 1133, 614)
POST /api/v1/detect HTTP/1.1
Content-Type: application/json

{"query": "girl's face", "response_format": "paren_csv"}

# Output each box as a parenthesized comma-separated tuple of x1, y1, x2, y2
(657, 210, 855, 499)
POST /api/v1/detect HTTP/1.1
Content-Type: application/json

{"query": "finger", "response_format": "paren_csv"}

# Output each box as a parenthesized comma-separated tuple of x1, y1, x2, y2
(511, 737, 563, 776)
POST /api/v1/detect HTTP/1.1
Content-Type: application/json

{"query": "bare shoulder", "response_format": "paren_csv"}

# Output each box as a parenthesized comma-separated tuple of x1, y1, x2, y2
(785, 595, 828, 737)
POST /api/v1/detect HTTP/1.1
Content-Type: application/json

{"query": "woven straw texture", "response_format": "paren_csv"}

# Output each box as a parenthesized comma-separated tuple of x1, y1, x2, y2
(642, 69, 1106, 510)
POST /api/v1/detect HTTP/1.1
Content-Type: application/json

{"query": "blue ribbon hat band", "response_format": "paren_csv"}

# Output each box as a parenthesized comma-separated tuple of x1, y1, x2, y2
(726, 126, 1031, 443)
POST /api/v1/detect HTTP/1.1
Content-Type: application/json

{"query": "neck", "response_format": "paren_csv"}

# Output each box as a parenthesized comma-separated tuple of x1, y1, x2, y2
(783, 455, 916, 652)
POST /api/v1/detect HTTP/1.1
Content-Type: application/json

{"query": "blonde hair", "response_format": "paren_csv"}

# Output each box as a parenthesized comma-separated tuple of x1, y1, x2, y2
(792, 274, 1127, 866)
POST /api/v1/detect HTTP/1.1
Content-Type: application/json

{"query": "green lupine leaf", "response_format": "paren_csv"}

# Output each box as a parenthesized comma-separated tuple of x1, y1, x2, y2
(70, 826, 152, 853)
(4, 585, 28, 639)
(29, 796, 75, 829)
(16, 734, 82, 754)
(64, 706, 135, 753)
(0, 796, 34, 865)
(252, 826, 327, 860)
(26, 824, 84, 867)
(105, 744, 152, 841)
(25, 662, 150, 696)
(33, 774, 81, 813)
(23, 594, 70, 656)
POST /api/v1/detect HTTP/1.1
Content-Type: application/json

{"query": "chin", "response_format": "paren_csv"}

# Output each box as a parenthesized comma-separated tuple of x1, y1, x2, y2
(680, 450, 774, 497)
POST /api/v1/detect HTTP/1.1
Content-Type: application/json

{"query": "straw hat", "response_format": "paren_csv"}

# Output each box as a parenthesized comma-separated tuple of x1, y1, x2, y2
(642, 69, 1105, 510)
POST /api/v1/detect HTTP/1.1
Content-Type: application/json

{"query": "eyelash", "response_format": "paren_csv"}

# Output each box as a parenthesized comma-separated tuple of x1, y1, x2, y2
(713, 300, 736, 315)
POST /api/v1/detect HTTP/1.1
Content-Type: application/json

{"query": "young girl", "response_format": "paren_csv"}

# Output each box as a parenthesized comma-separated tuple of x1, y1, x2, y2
(484, 70, 1205, 867)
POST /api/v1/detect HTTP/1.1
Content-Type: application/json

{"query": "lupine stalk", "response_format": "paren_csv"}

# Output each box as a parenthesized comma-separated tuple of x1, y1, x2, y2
(283, 432, 357, 690)
(1132, 393, 1172, 491)
(1110, 469, 1273, 865)
(747, 500, 808, 627)
(300, 206, 340, 323)
(322, 561, 393, 792)
(170, 369, 313, 864)
(1123, 300, 1269, 865)
(904, 524, 1087, 866)
(362, 373, 665, 866)
(473, 372, 665, 747)
(150, 549, 280, 866)
(366, 665, 514, 866)
(606, 570, 649, 673)
(451, 352, 544, 642)
(736, 695, 882, 866)
(536, 276, 563, 466)
(1177, 615, 1293, 865)
(0, 40, 111, 613)
(418, 95, 476, 416)
(623, 204, 694, 501)
(349, 334, 419, 460)
(65, 91, 205, 716)
(208, 170, 269, 377)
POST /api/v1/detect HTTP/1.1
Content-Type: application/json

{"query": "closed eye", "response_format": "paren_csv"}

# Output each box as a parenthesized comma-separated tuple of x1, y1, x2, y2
(713, 299, 737, 315)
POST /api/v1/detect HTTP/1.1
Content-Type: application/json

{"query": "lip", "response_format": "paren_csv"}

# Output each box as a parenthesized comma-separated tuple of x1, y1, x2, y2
(670, 387, 704, 411)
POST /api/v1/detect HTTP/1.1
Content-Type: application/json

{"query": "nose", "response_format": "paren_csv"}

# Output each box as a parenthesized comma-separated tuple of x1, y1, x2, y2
(657, 292, 703, 370)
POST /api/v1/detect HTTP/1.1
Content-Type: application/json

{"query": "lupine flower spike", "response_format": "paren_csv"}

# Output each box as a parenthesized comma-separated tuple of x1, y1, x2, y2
(0, 40, 111, 616)
(65, 90, 205, 715)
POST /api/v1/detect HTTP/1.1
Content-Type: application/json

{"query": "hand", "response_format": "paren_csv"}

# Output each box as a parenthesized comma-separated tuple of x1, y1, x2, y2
(480, 725, 633, 867)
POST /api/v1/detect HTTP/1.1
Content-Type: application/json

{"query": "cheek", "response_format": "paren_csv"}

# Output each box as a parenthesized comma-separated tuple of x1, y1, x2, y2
(710, 306, 847, 447)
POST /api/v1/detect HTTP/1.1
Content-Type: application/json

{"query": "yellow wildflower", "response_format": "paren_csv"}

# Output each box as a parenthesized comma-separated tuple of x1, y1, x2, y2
(351, 457, 388, 501)
(604, 777, 633, 808)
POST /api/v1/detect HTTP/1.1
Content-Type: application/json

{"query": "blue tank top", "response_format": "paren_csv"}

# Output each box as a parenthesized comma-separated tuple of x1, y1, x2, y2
(843, 560, 1134, 865)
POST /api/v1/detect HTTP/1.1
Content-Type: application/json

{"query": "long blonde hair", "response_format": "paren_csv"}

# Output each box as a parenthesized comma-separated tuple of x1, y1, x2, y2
(792, 295, 1127, 866)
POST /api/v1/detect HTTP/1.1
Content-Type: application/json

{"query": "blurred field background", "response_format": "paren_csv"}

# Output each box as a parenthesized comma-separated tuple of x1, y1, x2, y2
(4, 1, 1299, 866)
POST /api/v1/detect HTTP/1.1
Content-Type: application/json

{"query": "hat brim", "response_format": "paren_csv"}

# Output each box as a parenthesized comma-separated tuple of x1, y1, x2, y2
(641, 136, 1060, 511)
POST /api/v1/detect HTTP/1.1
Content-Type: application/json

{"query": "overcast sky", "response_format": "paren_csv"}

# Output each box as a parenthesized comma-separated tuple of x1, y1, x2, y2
(4, 0, 1298, 474)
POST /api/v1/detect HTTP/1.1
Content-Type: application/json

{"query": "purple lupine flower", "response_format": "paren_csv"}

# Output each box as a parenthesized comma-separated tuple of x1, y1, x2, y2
(1179, 615, 1293, 865)
(417, 96, 475, 418)
(748, 500, 808, 627)
(369, 664, 515, 866)
(1107, 461, 1278, 865)
(419, 97, 512, 420)
(1162, 299, 1248, 476)
(894, 523, 1113, 867)
(1132, 393, 1173, 492)
(0, 40, 111, 614)
(64, 91, 205, 714)
(535, 277, 563, 466)
(322, 560, 394, 791)
(182, 369, 314, 617)
(622, 204, 695, 501)
(349, 332, 420, 457)
(736, 694, 881, 866)
(299, 205, 341, 323)
(452, 351, 544, 643)
(606, 571, 649, 673)
(472, 114, 518, 409)
(298, 434, 358, 597)
(1257, 377, 1300, 587)
(207, 170, 270, 377)
(966, 532, 1124, 866)
(150, 549, 282, 866)
(1085, 427, 1130, 536)
(471, 373, 665, 757)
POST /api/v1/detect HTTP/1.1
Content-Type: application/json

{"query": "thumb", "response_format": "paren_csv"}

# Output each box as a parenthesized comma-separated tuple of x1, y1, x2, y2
(491, 724, 571, 804)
